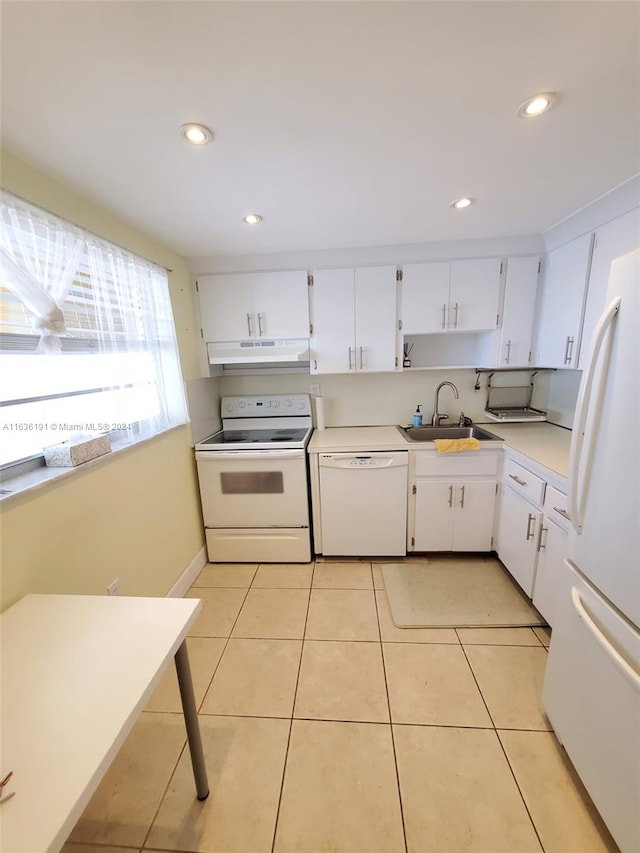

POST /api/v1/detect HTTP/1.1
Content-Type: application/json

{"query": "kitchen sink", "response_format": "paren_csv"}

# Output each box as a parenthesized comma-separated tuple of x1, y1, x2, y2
(397, 424, 502, 442)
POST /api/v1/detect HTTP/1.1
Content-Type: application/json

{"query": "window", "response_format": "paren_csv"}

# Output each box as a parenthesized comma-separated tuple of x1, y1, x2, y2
(0, 191, 188, 469)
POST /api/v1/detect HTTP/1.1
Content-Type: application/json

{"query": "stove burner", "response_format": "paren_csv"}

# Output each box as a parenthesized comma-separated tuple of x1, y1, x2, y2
(197, 425, 311, 449)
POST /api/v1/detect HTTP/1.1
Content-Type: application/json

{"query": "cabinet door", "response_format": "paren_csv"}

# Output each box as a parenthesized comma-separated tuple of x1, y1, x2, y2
(354, 266, 398, 372)
(578, 208, 640, 368)
(497, 257, 540, 367)
(449, 259, 502, 332)
(197, 273, 253, 341)
(496, 485, 541, 596)
(452, 481, 497, 551)
(534, 233, 593, 368)
(310, 268, 355, 374)
(401, 262, 450, 334)
(532, 517, 567, 627)
(413, 480, 454, 550)
(250, 271, 309, 339)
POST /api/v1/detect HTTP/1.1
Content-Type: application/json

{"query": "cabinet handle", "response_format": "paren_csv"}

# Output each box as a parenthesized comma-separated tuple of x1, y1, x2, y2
(348, 347, 353, 370)
(359, 346, 364, 369)
(257, 312, 264, 336)
(448, 485, 453, 508)
(526, 513, 536, 540)
(508, 474, 527, 487)
(564, 335, 575, 365)
(441, 303, 447, 329)
(505, 339, 512, 365)
(459, 485, 465, 509)
(453, 302, 459, 328)
(553, 506, 570, 520)
(313, 358, 317, 371)
(246, 313, 253, 337)
(536, 523, 547, 551)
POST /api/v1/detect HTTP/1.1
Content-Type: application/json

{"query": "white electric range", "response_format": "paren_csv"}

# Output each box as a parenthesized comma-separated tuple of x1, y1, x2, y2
(195, 394, 313, 563)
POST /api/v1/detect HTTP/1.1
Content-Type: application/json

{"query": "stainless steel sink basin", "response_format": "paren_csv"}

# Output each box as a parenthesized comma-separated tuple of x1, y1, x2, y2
(398, 425, 502, 442)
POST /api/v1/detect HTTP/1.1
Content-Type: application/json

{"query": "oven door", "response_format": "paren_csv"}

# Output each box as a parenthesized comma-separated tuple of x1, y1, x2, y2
(195, 449, 309, 528)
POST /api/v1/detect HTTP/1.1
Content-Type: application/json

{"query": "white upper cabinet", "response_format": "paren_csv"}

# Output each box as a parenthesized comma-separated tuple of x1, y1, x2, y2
(578, 207, 640, 368)
(402, 258, 503, 334)
(196, 271, 309, 342)
(533, 233, 593, 368)
(402, 262, 450, 333)
(310, 266, 398, 374)
(449, 259, 503, 332)
(496, 256, 541, 368)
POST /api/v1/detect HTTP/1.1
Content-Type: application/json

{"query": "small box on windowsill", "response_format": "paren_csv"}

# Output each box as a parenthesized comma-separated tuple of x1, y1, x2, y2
(43, 434, 111, 467)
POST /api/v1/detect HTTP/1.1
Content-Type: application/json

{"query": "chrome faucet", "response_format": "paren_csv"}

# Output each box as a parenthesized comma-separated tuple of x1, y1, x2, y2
(432, 381, 459, 426)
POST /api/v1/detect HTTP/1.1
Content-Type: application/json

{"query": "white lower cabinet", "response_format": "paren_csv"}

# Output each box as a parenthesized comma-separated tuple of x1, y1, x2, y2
(532, 517, 566, 625)
(413, 480, 497, 551)
(532, 485, 569, 625)
(496, 456, 568, 621)
(496, 483, 542, 596)
(409, 450, 499, 552)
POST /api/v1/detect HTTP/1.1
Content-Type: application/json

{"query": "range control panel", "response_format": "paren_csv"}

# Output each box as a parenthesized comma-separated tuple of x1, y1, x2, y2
(221, 394, 311, 418)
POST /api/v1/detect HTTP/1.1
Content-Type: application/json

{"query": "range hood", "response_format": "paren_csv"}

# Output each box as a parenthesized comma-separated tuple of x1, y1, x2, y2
(207, 338, 310, 366)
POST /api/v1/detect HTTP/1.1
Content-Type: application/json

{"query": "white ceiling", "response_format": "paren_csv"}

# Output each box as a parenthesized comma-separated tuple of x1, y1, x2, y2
(2, 2, 639, 260)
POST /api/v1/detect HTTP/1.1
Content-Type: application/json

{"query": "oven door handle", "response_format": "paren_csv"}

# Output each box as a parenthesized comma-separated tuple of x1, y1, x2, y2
(196, 450, 305, 461)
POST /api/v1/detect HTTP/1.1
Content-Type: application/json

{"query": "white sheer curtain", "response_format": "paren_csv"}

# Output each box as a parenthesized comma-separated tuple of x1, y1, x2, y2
(0, 191, 188, 464)
(0, 195, 84, 353)
(85, 240, 187, 437)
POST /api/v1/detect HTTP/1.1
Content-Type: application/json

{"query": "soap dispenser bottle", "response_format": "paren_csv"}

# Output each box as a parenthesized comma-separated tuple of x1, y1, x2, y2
(412, 405, 423, 427)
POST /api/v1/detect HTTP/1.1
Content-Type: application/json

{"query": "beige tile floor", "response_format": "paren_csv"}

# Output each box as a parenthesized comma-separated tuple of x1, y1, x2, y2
(64, 557, 620, 853)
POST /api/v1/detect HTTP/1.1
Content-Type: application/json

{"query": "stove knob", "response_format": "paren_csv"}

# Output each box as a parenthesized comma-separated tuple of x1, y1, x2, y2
(239, 401, 246, 409)
(273, 400, 280, 408)
(285, 400, 293, 408)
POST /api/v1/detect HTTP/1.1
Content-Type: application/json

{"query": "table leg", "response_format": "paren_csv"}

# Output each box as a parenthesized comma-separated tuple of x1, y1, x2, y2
(174, 640, 209, 800)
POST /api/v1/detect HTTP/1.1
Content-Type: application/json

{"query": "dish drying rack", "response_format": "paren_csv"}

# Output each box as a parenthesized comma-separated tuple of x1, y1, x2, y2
(476, 369, 549, 423)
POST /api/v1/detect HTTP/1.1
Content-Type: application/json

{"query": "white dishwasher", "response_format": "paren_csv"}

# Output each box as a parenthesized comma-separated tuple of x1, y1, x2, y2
(318, 452, 408, 556)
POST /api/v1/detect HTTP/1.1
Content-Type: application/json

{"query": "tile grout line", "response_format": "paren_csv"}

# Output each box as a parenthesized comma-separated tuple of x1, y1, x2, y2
(192, 564, 259, 712)
(269, 559, 316, 853)
(373, 565, 410, 853)
(494, 729, 548, 853)
(141, 566, 259, 852)
(457, 638, 547, 853)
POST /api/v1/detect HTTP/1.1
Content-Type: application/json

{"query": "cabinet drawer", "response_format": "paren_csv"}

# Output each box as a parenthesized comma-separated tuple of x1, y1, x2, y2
(544, 485, 570, 529)
(414, 451, 499, 477)
(503, 459, 545, 505)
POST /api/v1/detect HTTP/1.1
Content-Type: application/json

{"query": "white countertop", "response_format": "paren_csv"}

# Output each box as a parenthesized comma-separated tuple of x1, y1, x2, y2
(308, 426, 409, 452)
(308, 422, 572, 479)
(481, 422, 572, 479)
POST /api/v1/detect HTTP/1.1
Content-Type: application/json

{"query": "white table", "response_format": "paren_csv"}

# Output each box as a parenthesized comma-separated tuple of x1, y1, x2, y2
(0, 594, 209, 853)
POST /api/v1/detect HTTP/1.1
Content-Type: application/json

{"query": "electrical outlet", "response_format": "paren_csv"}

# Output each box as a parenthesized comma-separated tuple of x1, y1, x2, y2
(107, 578, 120, 596)
(310, 384, 320, 397)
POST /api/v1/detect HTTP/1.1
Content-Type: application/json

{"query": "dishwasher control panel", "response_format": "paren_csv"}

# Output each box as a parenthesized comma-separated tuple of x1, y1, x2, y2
(319, 452, 408, 469)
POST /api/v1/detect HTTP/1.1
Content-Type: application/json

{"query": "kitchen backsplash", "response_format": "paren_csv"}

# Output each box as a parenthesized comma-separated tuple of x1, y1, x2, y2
(185, 377, 223, 444)
(192, 368, 580, 431)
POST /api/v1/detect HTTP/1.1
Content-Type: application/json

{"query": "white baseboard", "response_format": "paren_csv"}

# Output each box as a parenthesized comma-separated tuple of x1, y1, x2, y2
(167, 546, 207, 598)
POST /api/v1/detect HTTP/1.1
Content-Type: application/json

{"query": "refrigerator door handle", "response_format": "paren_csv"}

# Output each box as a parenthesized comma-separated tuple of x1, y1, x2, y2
(570, 586, 640, 691)
(567, 296, 621, 534)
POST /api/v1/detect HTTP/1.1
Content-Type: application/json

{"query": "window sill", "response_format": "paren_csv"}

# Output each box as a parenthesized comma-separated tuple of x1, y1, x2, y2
(0, 424, 189, 506)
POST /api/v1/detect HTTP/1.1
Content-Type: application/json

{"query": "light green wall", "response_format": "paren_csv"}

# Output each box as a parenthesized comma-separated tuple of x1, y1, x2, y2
(0, 149, 205, 611)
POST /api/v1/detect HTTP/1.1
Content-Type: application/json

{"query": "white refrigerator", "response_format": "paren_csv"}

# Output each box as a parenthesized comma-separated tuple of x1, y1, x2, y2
(543, 249, 640, 853)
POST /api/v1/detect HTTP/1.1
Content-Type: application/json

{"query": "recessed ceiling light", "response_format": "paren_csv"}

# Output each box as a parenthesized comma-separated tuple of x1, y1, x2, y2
(243, 213, 263, 225)
(179, 123, 213, 145)
(451, 197, 474, 210)
(518, 93, 556, 118)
